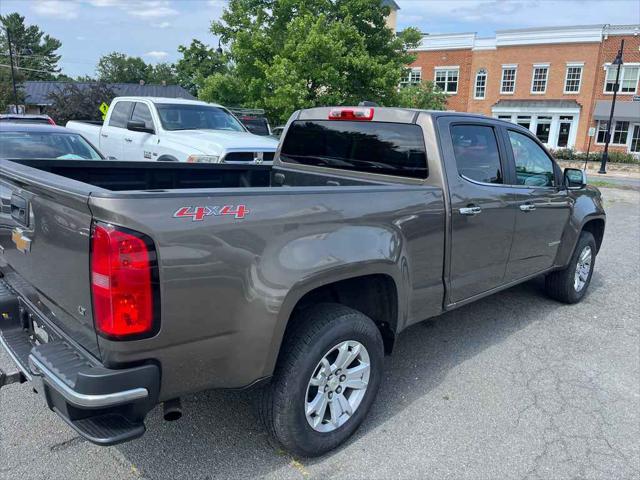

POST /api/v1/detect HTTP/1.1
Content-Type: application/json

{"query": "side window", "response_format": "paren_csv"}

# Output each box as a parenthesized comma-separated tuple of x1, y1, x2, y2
(451, 124, 503, 184)
(131, 102, 154, 131)
(108, 101, 133, 128)
(508, 130, 555, 187)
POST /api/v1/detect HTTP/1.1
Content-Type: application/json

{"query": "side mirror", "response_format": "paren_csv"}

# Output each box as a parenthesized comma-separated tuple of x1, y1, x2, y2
(564, 168, 587, 189)
(127, 120, 154, 134)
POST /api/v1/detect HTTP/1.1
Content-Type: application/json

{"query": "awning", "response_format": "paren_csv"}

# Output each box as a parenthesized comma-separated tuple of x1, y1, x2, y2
(593, 100, 640, 121)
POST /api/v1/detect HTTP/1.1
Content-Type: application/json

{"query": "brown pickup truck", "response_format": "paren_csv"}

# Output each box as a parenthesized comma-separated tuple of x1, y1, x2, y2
(0, 107, 605, 456)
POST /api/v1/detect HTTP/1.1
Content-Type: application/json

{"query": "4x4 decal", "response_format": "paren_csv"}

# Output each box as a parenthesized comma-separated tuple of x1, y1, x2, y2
(173, 205, 249, 221)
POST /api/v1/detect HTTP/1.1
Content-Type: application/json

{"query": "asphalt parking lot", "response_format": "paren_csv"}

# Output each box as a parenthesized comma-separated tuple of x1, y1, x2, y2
(1, 186, 638, 480)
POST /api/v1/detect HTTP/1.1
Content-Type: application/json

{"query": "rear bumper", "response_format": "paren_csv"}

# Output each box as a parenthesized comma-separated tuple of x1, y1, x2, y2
(0, 278, 160, 445)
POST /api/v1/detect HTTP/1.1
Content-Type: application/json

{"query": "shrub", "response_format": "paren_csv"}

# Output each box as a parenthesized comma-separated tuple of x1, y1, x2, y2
(549, 148, 639, 165)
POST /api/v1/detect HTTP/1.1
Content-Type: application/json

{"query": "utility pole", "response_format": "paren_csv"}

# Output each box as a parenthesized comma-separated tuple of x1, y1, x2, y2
(599, 39, 625, 174)
(2, 25, 20, 113)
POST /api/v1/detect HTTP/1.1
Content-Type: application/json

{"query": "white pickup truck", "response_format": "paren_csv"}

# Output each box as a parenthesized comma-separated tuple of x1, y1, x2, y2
(66, 97, 278, 163)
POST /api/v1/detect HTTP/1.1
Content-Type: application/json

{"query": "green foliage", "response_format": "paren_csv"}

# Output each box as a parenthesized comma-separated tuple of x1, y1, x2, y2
(0, 67, 24, 112)
(96, 52, 151, 83)
(202, 0, 421, 123)
(45, 82, 116, 125)
(550, 148, 639, 165)
(394, 81, 448, 110)
(148, 62, 178, 84)
(95, 52, 178, 85)
(0, 13, 62, 80)
(175, 40, 226, 95)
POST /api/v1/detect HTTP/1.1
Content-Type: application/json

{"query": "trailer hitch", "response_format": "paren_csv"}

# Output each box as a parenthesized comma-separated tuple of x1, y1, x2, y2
(0, 367, 25, 389)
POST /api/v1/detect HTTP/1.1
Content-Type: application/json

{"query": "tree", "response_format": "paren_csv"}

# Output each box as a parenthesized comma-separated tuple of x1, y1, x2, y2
(395, 81, 448, 110)
(96, 52, 151, 83)
(201, 0, 421, 123)
(0, 13, 62, 81)
(46, 83, 116, 125)
(148, 62, 178, 84)
(175, 39, 225, 95)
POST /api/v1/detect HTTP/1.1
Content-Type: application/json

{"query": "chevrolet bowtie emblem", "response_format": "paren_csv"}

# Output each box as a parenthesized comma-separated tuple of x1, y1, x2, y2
(11, 228, 31, 253)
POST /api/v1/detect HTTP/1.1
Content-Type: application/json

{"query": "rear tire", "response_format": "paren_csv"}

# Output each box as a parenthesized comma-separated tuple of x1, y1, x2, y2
(545, 231, 596, 304)
(259, 303, 384, 457)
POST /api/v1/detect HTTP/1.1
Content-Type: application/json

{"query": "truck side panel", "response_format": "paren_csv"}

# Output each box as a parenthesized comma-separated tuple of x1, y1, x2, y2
(88, 185, 445, 399)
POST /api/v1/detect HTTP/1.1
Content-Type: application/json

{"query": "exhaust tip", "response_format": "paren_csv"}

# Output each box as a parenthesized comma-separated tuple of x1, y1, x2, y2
(163, 398, 182, 421)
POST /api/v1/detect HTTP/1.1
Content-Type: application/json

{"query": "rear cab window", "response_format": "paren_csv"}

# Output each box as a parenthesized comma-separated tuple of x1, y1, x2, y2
(108, 101, 134, 128)
(451, 124, 503, 184)
(280, 120, 428, 179)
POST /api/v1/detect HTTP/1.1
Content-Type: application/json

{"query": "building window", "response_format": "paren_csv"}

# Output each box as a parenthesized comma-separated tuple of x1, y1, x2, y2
(531, 65, 549, 94)
(434, 67, 459, 94)
(612, 121, 630, 144)
(474, 68, 487, 99)
(497, 115, 512, 121)
(564, 65, 583, 93)
(604, 65, 640, 94)
(596, 121, 609, 143)
(501, 66, 517, 94)
(596, 120, 630, 144)
(400, 67, 422, 87)
(517, 115, 531, 130)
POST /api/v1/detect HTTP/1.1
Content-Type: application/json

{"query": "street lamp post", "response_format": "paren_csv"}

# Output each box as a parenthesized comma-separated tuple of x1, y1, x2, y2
(599, 39, 625, 174)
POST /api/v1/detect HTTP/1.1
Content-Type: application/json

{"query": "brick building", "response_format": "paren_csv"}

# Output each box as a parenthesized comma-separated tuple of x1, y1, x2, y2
(405, 24, 640, 155)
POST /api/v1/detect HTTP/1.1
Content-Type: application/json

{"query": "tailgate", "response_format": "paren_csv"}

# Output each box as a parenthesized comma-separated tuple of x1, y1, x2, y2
(0, 161, 100, 357)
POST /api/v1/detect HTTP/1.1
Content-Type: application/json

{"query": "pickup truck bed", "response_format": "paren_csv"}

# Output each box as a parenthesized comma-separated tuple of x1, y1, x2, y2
(0, 107, 604, 456)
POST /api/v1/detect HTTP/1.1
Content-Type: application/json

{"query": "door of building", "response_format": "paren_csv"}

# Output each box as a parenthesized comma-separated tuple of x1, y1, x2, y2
(556, 116, 573, 148)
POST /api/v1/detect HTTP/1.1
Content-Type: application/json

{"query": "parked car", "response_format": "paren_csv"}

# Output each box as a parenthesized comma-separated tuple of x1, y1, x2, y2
(0, 113, 55, 125)
(0, 123, 103, 160)
(0, 107, 605, 457)
(228, 107, 272, 136)
(66, 97, 278, 163)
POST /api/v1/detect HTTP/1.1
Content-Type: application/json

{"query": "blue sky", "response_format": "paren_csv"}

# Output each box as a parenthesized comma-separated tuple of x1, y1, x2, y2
(2, 0, 639, 78)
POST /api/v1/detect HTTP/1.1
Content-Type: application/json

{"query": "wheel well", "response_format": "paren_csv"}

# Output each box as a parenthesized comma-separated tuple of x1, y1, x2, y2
(288, 274, 399, 354)
(582, 219, 605, 253)
(157, 155, 178, 162)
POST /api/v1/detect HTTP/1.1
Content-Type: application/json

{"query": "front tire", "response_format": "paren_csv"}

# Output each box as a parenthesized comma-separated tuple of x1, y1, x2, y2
(260, 303, 384, 457)
(545, 231, 596, 304)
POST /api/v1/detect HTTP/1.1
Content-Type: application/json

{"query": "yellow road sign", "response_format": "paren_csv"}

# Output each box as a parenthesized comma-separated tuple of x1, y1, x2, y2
(99, 102, 109, 120)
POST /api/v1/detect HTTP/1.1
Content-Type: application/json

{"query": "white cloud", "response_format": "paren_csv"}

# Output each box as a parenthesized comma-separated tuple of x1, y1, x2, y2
(32, 0, 80, 19)
(153, 21, 172, 28)
(129, 6, 179, 18)
(145, 50, 169, 59)
(85, 0, 178, 18)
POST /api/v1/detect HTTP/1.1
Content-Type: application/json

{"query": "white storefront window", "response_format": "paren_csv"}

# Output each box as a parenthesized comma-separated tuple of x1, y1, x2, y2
(492, 108, 580, 149)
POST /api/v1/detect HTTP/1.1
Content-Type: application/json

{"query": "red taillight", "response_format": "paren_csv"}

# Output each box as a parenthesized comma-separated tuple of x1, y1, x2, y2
(91, 222, 157, 339)
(328, 107, 374, 121)
(47, 117, 56, 125)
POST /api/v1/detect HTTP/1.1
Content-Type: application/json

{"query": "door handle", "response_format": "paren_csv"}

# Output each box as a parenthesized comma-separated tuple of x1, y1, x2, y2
(459, 206, 482, 216)
(101, 133, 108, 138)
(520, 204, 536, 212)
(124, 138, 133, 143)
